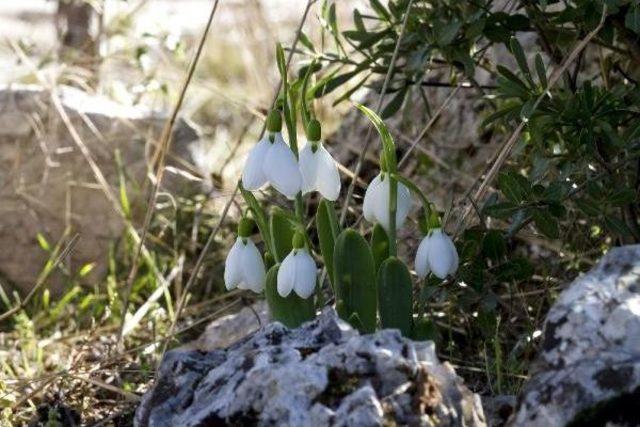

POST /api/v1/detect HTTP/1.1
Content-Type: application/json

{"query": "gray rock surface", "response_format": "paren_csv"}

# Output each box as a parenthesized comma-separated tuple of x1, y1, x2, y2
(193, 300, 269, 350)
(510, 245, 640, 426)
(0, 84, 199, 295)
(136, 308, 486, 427)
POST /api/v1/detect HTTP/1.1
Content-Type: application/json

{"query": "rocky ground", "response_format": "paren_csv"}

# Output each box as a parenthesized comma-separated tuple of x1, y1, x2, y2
(137, 246, 640, 427)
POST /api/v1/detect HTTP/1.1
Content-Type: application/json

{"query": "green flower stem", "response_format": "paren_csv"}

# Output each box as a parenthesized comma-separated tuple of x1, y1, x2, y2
(278, 43, 312, 250)
(239, 181, 278, 261)
(355, 103, 399, 256)
(387, 175, 398, 257)
(390, 173, 440, 228)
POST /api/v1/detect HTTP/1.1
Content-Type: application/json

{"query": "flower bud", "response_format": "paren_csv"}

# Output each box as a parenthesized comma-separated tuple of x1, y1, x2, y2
(379, 154, 387, 172)
(237, 217, 255, 238)
(266, 109, 282, 133)
(305, 119, 321, 142)
(292, 231, 305, 249)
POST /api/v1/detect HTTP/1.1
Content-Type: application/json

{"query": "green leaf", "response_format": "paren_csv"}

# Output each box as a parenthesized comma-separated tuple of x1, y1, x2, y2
(534, 53, 547, 88)
(354, 103, 397, 173)
(265, 265, 316, 328)
(435, 20, 462, 46)
(270, 209, 295, 262)
(332, 73, 371, 106)
(36, 233, 50, 252)
(316, 200, 340, 289)
(482, 230, 506, 261)
(626, 4, 640, 33)
(609, 189, 636, 206)
(239, 183, 272, 254)
(496, 257, 533, 281)
(484, 201, 520, 219)
(370, 223, 390, 272)
(381, 86, 407, 118)
(411, 318, 439, 341)
(576, 198, 601, 217)
(313, 70, 359, 98)
(298, 31, 316, 52)
(497, 171, 530, 203)
(533, 209, 559, 239)
(353, 9, 365, 31)
(369, 0, 391, 22)
(377, 257, 413, 336)
(604, 216, 633, 237)
(334, 229, 377, 333)
(509, 37, 533, 85)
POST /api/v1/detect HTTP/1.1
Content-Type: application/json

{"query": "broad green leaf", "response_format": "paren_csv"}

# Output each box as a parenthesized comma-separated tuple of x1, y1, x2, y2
(497, 171, 530, 203)
(381, 86, 407, 118)
(316, 199, 340, 288)
(270, 209, 295, 262)
(533, 209, 559, 239)
(534, 53, 547, 88)
(370, 223, 389, 272)
(509, 37, 533, 85)
(482, 230, 507, 261)
(265, 265, 316, 328)
(626, 4, 640, 33)
(377, 257, 413, 336)
(369, 0, 391, 22)
(334, 229, 377, 333)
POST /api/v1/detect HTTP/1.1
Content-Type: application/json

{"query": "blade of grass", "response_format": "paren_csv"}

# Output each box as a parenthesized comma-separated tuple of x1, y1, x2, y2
(117, 0, 223, 350)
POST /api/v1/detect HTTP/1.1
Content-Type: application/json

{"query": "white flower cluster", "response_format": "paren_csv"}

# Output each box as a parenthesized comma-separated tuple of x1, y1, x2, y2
(224, 112, 459, 300)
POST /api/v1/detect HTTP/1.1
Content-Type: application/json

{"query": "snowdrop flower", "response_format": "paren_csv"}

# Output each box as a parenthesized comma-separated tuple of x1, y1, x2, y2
(242, 110, 302, 200)
(363, 172, 412, 231)
(277, 232, 316, 299)
(415, 228, 459, 279)
(224, 218, 266, 293)
(299, 119, 341, 201)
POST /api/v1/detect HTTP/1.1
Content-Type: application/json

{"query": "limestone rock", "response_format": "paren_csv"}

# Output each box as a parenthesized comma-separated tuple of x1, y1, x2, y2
(0, 84, 199, 296)
(510, 245, 640, 426)
(193, 300, 269, 350)
(135, 308, 486, 427)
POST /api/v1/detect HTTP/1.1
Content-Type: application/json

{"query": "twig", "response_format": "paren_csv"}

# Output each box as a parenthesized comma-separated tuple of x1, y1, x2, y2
(339, 0, 416, 225)
(117, 0, 223, 350)
(157, 0, 318, 362)
(453, 6, 607, 237)
(397, 85, 461, 168)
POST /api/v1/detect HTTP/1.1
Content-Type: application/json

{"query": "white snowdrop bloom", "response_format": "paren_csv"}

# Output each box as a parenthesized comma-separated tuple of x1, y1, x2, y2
(224, 237, 266, 293)
(277, 248, 317, 299)
(264, 132, 302, 199)
(241, 110, 302, 200)
(242, 135, 270, 190)
(242, 133, 302, 200)
(362, 173, 412, 231)
(299, 142, 341, 201)
(415, 229, 459, 280)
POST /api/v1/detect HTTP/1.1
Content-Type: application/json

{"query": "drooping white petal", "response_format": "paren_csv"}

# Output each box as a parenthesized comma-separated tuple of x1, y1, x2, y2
(277, 251, 297, 297)
(363, 174, 383, 223)
(224, 238, 244, 290)
(242, 137, 270, 190)
(299, 142, 319, 195)
(314, 144, 341, 201)
(292, 250, 317, 299)
(373, 176, 391, 231)
(265, 134, 302, 199)
(414, 235, 432, 279)
(370, 175, 411, 231)
(240, 239, 266, 292)
(427, 230, 455, 279)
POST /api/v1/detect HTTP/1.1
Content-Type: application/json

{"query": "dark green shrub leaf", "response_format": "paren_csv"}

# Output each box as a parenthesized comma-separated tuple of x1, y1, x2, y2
(482, 230, 507, 261)
(533, 209, 559, 239)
